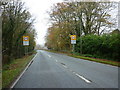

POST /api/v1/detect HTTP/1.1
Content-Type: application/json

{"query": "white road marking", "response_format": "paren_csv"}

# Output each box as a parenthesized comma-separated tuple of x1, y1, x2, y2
(72, 71, 76, 74)
(69, 69, 73, 72)
(53, 58, 92, 84)
(75, 73, 91, 83)
(62, 65, 67, 68)
(55, 60, 58, 62)
(10, 53, 38, 88)
(48, 55, 51, 58)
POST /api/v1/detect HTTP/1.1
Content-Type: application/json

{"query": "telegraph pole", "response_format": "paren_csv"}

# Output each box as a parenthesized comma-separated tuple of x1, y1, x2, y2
(118, 1, 120, 30)
(77, 2, 82, 54)
(80, 11, 82, 54)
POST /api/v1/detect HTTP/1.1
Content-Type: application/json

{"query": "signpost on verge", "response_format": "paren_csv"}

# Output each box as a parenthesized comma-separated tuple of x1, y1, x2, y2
(23, 36, 29, 56)
(70, 35, 76, 53)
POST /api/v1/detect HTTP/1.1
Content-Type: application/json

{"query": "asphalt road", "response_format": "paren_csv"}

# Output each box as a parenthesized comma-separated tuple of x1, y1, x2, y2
(14, 50, 118, 88)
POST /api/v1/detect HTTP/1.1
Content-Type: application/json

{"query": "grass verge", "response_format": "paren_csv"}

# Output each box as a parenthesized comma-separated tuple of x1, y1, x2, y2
(2, 54, 36, 88)
(68, 54, 120, 67)
(45, 50, 120, 67)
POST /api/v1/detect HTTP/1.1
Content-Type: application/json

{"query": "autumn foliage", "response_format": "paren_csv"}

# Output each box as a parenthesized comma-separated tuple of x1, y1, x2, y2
(45, 1, 119, 61)
(2, 0, 36, 64)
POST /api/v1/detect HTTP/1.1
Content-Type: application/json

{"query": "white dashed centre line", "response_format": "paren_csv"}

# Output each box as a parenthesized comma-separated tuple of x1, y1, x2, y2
(72, 71, 76, 74)
(60, 63, 91, 84)
(54, 58, 92, 84)
(62, 65, 67, 68)
(75, 73, 91, 83)
(48, 55, 51, 58)
(56, 60, 58, 62)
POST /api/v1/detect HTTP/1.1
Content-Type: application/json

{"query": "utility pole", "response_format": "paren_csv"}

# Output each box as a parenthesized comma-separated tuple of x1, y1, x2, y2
(77, 2, 82, 54)
(80, 11, 82, 54)
(118, 1, 120, 30)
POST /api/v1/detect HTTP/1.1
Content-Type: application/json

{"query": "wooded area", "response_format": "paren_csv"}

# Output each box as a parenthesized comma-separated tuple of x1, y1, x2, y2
(45, 1, 120, 61)
(2, 0, 36, 64)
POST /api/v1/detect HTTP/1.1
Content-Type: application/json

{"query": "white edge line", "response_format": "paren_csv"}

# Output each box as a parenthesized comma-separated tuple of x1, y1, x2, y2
(10, 53, 38, 88)
(75, 73, 91, 83)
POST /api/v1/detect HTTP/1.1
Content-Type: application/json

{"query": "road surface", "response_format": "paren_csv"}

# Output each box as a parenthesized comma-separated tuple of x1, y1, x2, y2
(14, 50, 118, 88)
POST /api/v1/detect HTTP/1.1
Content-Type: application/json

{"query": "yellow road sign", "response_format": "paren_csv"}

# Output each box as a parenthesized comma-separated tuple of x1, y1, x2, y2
(70, 35, 76, 40)
(23, 36, 29, 41)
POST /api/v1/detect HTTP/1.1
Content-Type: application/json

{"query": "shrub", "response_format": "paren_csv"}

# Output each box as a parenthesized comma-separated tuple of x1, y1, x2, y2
(75, 33, 120, 61)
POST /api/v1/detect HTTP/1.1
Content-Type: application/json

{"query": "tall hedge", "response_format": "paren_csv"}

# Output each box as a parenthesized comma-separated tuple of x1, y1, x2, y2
(75, 33, 120, 61)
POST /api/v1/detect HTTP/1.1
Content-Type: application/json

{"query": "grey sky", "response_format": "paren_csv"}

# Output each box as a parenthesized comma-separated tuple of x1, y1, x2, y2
(22, 0, 64, 46)
(21, 0, 119, 46)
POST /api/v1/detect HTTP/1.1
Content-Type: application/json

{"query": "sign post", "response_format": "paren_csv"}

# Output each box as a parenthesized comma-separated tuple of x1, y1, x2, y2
(23, 36, 29, 56)
(70, 35, 76, 53)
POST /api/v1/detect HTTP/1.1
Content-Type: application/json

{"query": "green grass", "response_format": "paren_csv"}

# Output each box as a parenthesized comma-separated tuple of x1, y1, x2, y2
(0, 72, 1, 90)
(68, 54, 120, 67)
(2, 54, 36, 88)
(46, 50, 120, 67)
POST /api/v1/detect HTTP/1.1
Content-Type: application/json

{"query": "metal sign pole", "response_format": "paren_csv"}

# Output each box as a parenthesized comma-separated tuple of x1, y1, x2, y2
(23, 36, 29, 56)
(24, 46, 25, 55)
(72, 44, 74, 53)
(25, 46, 26, 56)
(25, 46, 28, 56)
(27, 46, 28, 56)
(70, 35, 76, 54)
(72, 44, 75, 54)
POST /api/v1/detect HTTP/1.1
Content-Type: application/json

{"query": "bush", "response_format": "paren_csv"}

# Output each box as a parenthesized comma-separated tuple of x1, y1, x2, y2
(75, 33, 120, 61)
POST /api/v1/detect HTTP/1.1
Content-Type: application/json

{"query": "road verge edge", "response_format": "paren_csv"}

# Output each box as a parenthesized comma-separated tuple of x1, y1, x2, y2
(10, 53, 38, 88)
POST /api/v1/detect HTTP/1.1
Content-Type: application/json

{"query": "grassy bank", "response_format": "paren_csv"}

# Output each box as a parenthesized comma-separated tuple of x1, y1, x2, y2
(45, 50, 120, 67)
(68, 54, 120, 67)
(2, 54, 36, 88)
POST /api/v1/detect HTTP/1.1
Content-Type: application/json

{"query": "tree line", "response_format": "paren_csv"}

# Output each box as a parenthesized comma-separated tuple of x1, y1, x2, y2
(1, 0, 36, 64)
(45, 1, 120, 61)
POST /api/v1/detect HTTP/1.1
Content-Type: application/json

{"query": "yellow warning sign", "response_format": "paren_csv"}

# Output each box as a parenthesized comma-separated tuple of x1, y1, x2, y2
(23, 36, 29, 41)
(70, 35, 76, 40)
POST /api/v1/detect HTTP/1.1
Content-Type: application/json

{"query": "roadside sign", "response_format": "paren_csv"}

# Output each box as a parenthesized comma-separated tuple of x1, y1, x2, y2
(23, 36, 29, 41)
(23, 41, 29, 46)
(70, 35, 76, 44)
(71, 40, 76, 44)
(23, 36, 29, 46)
(70, 35, 76, 40)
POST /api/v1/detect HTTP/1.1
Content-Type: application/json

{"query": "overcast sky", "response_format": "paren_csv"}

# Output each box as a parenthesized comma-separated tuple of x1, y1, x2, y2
(21, 0, 64, 46)
(21, 0, 119, 46)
